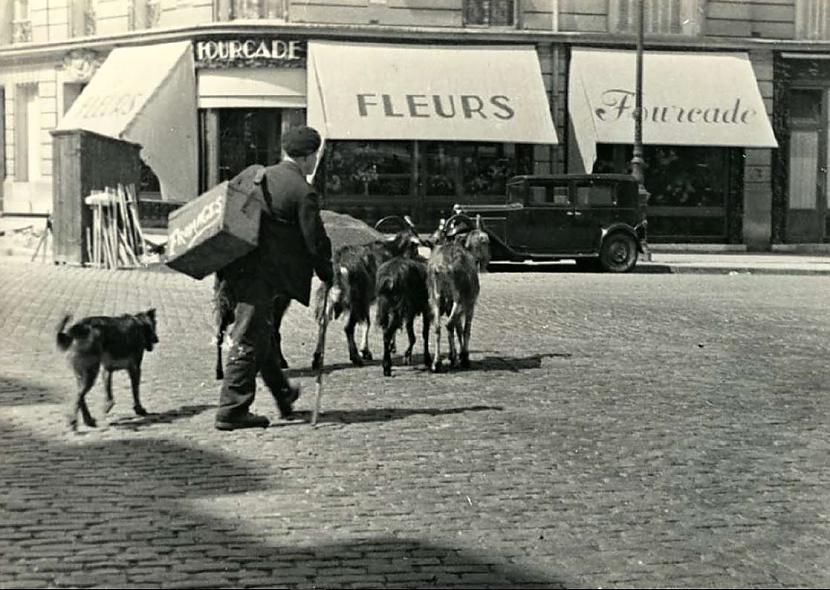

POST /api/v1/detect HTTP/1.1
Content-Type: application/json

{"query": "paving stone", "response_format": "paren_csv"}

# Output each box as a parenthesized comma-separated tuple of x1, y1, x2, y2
(0, 259, 828, 588)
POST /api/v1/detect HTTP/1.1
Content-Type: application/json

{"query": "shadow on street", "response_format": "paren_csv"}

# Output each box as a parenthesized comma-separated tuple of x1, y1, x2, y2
(291, 404, 503, 426)
(0, 414, 563, 588)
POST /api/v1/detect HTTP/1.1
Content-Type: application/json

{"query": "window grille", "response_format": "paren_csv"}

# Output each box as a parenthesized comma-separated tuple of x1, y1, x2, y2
(463, 0, 516, 27)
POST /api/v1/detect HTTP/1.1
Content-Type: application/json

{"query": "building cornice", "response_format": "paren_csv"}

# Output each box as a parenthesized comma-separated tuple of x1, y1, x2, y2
(0, 21, 828, 65)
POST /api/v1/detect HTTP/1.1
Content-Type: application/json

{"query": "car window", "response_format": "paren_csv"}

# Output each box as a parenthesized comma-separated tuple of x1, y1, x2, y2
(552, 186, 571, 206)
(576, 183, 616, 207)
(525, 184, 570, 206)
(529, 186, 547, 204)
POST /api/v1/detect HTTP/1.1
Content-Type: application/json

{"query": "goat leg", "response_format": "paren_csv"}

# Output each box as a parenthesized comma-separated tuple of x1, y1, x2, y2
(404, 318, 416, 365)
(344, 313, 363, 366)
(422, 312, 432, 369)
(360, 319, 373, 361)
(460, 309, 475, 369)
(446, 302, 463, 368)
(382, 325, 395, 377)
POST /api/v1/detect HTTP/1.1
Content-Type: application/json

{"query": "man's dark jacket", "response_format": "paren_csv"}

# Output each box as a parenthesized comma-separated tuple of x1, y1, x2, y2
(228, 160, 332, 307)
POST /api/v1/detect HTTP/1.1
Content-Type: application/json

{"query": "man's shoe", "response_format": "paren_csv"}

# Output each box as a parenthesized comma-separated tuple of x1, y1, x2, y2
(215, 412, 270, 431)
(276, 384, 301, 419)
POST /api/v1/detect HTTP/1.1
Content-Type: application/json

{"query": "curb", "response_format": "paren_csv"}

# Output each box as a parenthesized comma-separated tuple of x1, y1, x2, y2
(636, 263, 830, 276)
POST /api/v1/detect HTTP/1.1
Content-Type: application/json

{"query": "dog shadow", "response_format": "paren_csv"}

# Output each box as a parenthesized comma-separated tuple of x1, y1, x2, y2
(288, 404, 502, 426)
(107, 404, 214, 430)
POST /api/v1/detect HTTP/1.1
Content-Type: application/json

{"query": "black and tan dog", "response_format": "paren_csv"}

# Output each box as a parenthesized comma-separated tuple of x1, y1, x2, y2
(56, 309, 159, 431)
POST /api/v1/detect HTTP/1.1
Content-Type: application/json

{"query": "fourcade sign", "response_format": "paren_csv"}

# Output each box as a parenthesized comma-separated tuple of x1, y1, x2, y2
(194, 38, 306, 68)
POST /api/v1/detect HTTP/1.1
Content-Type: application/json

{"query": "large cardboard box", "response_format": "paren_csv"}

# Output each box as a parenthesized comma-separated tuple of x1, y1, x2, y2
(164, 181, 262, 279)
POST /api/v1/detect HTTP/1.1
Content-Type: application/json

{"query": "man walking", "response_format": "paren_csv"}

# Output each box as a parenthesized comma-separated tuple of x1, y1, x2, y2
(215, 126, 333, 431)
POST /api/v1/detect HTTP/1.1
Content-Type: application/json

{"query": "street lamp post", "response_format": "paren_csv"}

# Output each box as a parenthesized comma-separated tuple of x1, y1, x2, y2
(630, 0, 651, 260)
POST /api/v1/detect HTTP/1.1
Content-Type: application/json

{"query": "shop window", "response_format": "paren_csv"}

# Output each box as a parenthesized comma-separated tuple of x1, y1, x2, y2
(130, 0, 162, 30)
(463, 0, 516, 27)
(796, 0, 830, 40)
(215, 0, 287, 20)
(609, 0, 702, 36)
(423, 142, 530, 201)
(12, 0, 31, 43)
(325, 141, 413, 199)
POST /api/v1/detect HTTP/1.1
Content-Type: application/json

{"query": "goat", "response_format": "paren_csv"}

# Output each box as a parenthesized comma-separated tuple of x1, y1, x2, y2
(213, 274, 290, 380)
(312, 230, 420, 371)
(375, 256, 432, 376)
(425, 215, 486, 372)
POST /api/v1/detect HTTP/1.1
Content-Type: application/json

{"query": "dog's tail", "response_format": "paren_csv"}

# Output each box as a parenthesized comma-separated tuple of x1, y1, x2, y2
(56, 314, 74, 351)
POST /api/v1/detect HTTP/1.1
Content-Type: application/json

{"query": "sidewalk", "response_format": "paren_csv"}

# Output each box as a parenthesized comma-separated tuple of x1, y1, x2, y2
(642, 251, 830, 275)
(2, 215, 829, 275)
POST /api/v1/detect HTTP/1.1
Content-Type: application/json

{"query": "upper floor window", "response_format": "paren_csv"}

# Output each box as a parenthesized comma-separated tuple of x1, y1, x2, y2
(70, 0, 96, 37)
(215, 0, 287, 21)
(130, 0, 162, 31)
(464, 0, 516, 27)
(609, 0, 702, 36)
(795, 0, 830, 40)
(13, 0, 31, 43)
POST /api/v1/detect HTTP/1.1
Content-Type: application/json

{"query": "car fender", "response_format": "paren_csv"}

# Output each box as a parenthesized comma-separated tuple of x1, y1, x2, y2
(600, 223, 644, 253)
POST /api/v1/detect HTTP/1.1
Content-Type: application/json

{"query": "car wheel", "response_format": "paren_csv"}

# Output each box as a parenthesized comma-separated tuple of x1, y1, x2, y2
(599, 232, 638, 273)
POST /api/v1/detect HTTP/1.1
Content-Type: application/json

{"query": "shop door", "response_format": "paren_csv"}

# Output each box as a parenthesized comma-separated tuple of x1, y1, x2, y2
(786, 88, 827, 243)
(217, 109, 282, 182)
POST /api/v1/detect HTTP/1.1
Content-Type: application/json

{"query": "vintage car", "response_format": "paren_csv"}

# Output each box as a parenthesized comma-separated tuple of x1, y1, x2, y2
(449, 174, 649, 273)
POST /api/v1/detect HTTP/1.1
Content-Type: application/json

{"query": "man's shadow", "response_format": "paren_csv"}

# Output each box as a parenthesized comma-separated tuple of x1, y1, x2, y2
(290, 404, 503, 426)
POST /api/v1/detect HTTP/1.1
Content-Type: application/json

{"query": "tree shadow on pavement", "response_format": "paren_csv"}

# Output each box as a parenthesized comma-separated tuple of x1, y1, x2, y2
(0, 375, 64, 406)
(0, 418, 563, 589)
(289, 404, 503, 426)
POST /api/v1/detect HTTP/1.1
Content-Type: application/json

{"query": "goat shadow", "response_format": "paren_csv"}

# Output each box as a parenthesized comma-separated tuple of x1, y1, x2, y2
(290, 404, 503, 426)
(284, 352, 571, 378)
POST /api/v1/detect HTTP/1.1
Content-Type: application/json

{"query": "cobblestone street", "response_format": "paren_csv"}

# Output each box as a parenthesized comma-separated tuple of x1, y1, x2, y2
(1, 258, 828, 589)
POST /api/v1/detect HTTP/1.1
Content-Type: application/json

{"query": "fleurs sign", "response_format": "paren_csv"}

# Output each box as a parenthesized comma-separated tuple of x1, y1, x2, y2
(195, 38, 306, 68)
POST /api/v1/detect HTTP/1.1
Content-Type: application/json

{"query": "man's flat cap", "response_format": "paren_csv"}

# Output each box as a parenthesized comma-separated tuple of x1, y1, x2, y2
(282, 126, 322, 157)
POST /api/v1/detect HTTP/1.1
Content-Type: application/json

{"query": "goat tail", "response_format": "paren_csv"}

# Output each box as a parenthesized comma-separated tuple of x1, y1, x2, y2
(56, 314, 74, 351)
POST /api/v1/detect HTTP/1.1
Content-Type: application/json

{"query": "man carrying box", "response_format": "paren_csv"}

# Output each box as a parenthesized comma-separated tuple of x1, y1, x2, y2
(215, 126, 334, 431)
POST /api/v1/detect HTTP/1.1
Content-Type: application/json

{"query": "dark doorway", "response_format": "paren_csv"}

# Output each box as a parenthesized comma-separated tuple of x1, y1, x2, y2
(218, 109, 282, 182)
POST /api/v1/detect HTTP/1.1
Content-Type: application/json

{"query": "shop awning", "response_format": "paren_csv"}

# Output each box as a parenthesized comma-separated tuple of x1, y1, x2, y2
(569, 48, 778, 173)
(307, 41, 558, 144)
(57, 41, 198, 201)
(198, 68, 306, 109)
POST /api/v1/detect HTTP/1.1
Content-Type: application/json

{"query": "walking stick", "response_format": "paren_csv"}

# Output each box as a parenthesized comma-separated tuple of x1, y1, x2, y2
(311, 283, 331, 427)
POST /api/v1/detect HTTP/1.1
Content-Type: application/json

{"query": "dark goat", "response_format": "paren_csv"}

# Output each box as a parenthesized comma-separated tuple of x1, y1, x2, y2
(213, 274, 289, 380)
(426, 216, 484, 372)
(312, 230, 420, 370)
(375, 256, 432, 376)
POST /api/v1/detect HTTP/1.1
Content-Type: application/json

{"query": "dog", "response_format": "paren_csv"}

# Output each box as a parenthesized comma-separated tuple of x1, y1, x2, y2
(56, 309, 159, 431)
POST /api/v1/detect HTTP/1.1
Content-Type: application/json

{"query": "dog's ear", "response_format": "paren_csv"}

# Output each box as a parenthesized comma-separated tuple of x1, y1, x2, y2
(146, 308, 157, 320)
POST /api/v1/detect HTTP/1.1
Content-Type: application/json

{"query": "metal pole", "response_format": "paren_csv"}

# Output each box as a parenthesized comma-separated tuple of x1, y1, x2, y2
(631, 0, 652, 260)
(631, 0, 645, 187)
